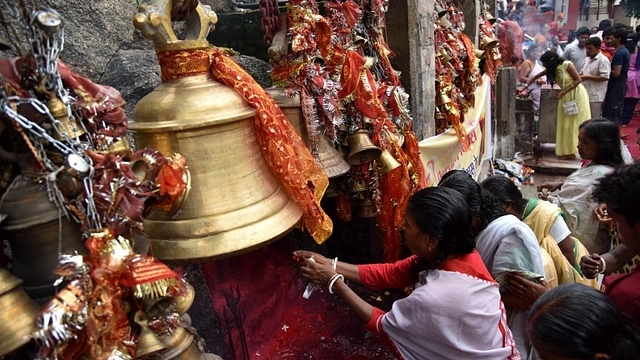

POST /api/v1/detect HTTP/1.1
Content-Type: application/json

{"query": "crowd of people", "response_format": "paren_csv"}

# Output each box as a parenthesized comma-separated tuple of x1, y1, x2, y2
(289, 5, 640, 360)
(295, 159, 640, 359)
(518, 17, 640, 160)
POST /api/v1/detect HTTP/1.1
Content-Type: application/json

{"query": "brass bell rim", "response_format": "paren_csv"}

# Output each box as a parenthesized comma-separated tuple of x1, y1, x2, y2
(265, 87, 301, 108)
(0, 269, 22, 296)
(158, 327, 195, 359)
(146, 198, 302, 263)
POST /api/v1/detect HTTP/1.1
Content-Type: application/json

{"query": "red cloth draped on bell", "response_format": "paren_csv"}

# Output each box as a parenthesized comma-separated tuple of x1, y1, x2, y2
(156, 48, 332, 244)
(210, 48, 332, 244)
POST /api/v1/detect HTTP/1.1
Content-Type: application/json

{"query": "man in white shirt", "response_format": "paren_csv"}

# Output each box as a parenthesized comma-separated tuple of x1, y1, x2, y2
(563, 26, 591, 70)
(580, 36, 610, 117)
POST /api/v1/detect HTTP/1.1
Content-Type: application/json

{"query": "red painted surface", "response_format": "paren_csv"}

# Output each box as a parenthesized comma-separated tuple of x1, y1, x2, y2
(200, 239, 396, 360)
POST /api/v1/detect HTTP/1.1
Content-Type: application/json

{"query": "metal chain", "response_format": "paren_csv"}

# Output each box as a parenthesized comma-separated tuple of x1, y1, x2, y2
(259, 0, 279, 44)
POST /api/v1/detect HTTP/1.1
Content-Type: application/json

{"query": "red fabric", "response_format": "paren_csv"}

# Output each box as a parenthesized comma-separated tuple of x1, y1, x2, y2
(358, 255, 419, 290)
(358, 251, 494, 291)
(602, 267, 640, 325)
(622, 111, 640, 160)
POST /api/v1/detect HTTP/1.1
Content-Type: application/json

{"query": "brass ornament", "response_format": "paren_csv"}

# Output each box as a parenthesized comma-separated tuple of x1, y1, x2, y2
(435, 4, 448, 18)
(135, 311, 167, 358)
(346, 129, 382, 165)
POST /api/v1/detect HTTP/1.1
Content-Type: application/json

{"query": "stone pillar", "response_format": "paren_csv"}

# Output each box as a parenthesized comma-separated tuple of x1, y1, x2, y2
(515, 97, 535, 154)
(495, 67, 516, 158)
(387, 0, 435, 140)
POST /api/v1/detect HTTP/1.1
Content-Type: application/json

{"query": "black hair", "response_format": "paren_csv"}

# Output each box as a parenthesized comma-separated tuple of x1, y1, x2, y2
(593, 161, 640, 229)
(585, 36, 601, 48)
(579, 118, 623, 167)
(603, 27, 614, 38)
(599, 19, 612, 31)
(479, 176, 528, 216)
(529, 283, 640, 359)
(612, 28, 629, 43)
(576, 26, 591, 38)
(539, 50, 564, 85)
(626, 32, 639, 53)
(437, 170, 506, 237)
(407, 186, 475, 270)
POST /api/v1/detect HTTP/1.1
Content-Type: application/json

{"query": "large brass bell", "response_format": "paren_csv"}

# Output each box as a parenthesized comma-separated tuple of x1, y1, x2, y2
(0, 175, 85, 298)
(265, 88, 310, 147)
(0, 268, 38, 357)
(131, 4, 302, 262)
(346, 130, 382, 165)
(157, 326, 200, 359)
(377, 150, 401, 175)
(316, 134, 351, 178)
(480, 36, 499, 51)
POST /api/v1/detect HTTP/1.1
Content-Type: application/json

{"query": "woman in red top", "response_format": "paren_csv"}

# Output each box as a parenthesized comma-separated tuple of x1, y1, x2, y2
(294, 187, 520, 360)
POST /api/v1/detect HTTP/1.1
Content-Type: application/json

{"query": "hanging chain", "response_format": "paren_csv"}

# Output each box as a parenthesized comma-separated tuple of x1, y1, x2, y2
(259, 0, 280, 44)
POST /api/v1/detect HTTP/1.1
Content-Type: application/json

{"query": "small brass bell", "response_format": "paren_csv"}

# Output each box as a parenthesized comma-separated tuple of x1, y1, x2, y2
(346, 130, 382, 165)
(158, 326, 200, 359)
(485, 12, 496, 25)
(316, 134, 351, 179)
(435, 4, 448, 18)
(474, 48, 485, 59)
(439, 92, 453, 106)
(355, 198, 377, 218)
(440, 49, 453, 63)
(135, 311, 167, 358)
(173, 283, 195, 315)
(480, 37, 499, 51)
(438, 17, 453, 30)
(377, 150, 401, 175)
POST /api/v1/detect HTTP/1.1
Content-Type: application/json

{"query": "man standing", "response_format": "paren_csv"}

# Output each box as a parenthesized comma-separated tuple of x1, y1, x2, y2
(580, 37, 610, 117)
(563, 26, 591, 70)
(602, 28, 631, 126)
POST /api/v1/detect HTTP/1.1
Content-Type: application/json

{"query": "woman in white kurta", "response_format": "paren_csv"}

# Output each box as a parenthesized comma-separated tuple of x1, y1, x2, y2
(295, 186, 519, 360)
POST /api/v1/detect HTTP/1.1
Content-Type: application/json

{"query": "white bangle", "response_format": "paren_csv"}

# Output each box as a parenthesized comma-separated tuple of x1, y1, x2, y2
(328, 273, 344, 294)
(332, 257, 338, 271)
(599, 258, 607, 274)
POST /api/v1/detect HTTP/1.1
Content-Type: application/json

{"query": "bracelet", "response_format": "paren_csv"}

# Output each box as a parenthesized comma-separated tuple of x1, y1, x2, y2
(328, 273, 344, 294)
(332, 257, 338, 271)
(599, 258, 607, 274)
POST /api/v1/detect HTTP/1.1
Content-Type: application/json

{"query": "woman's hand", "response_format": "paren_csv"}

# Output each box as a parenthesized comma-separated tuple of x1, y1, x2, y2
(505, 274, 550, 310)
(293, 250, 336, 286)
(580, 253, 604, 279)
(593, 203, 612, 225)
(537, 181, 562, 193)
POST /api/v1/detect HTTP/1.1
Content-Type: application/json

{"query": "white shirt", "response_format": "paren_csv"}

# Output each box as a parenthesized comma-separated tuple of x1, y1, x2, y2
(580, 52, 610, 102)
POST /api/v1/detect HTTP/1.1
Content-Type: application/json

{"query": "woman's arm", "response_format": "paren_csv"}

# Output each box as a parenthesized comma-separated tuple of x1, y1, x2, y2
(526, 68, 547, 86)
(580, 244, 638, 278)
